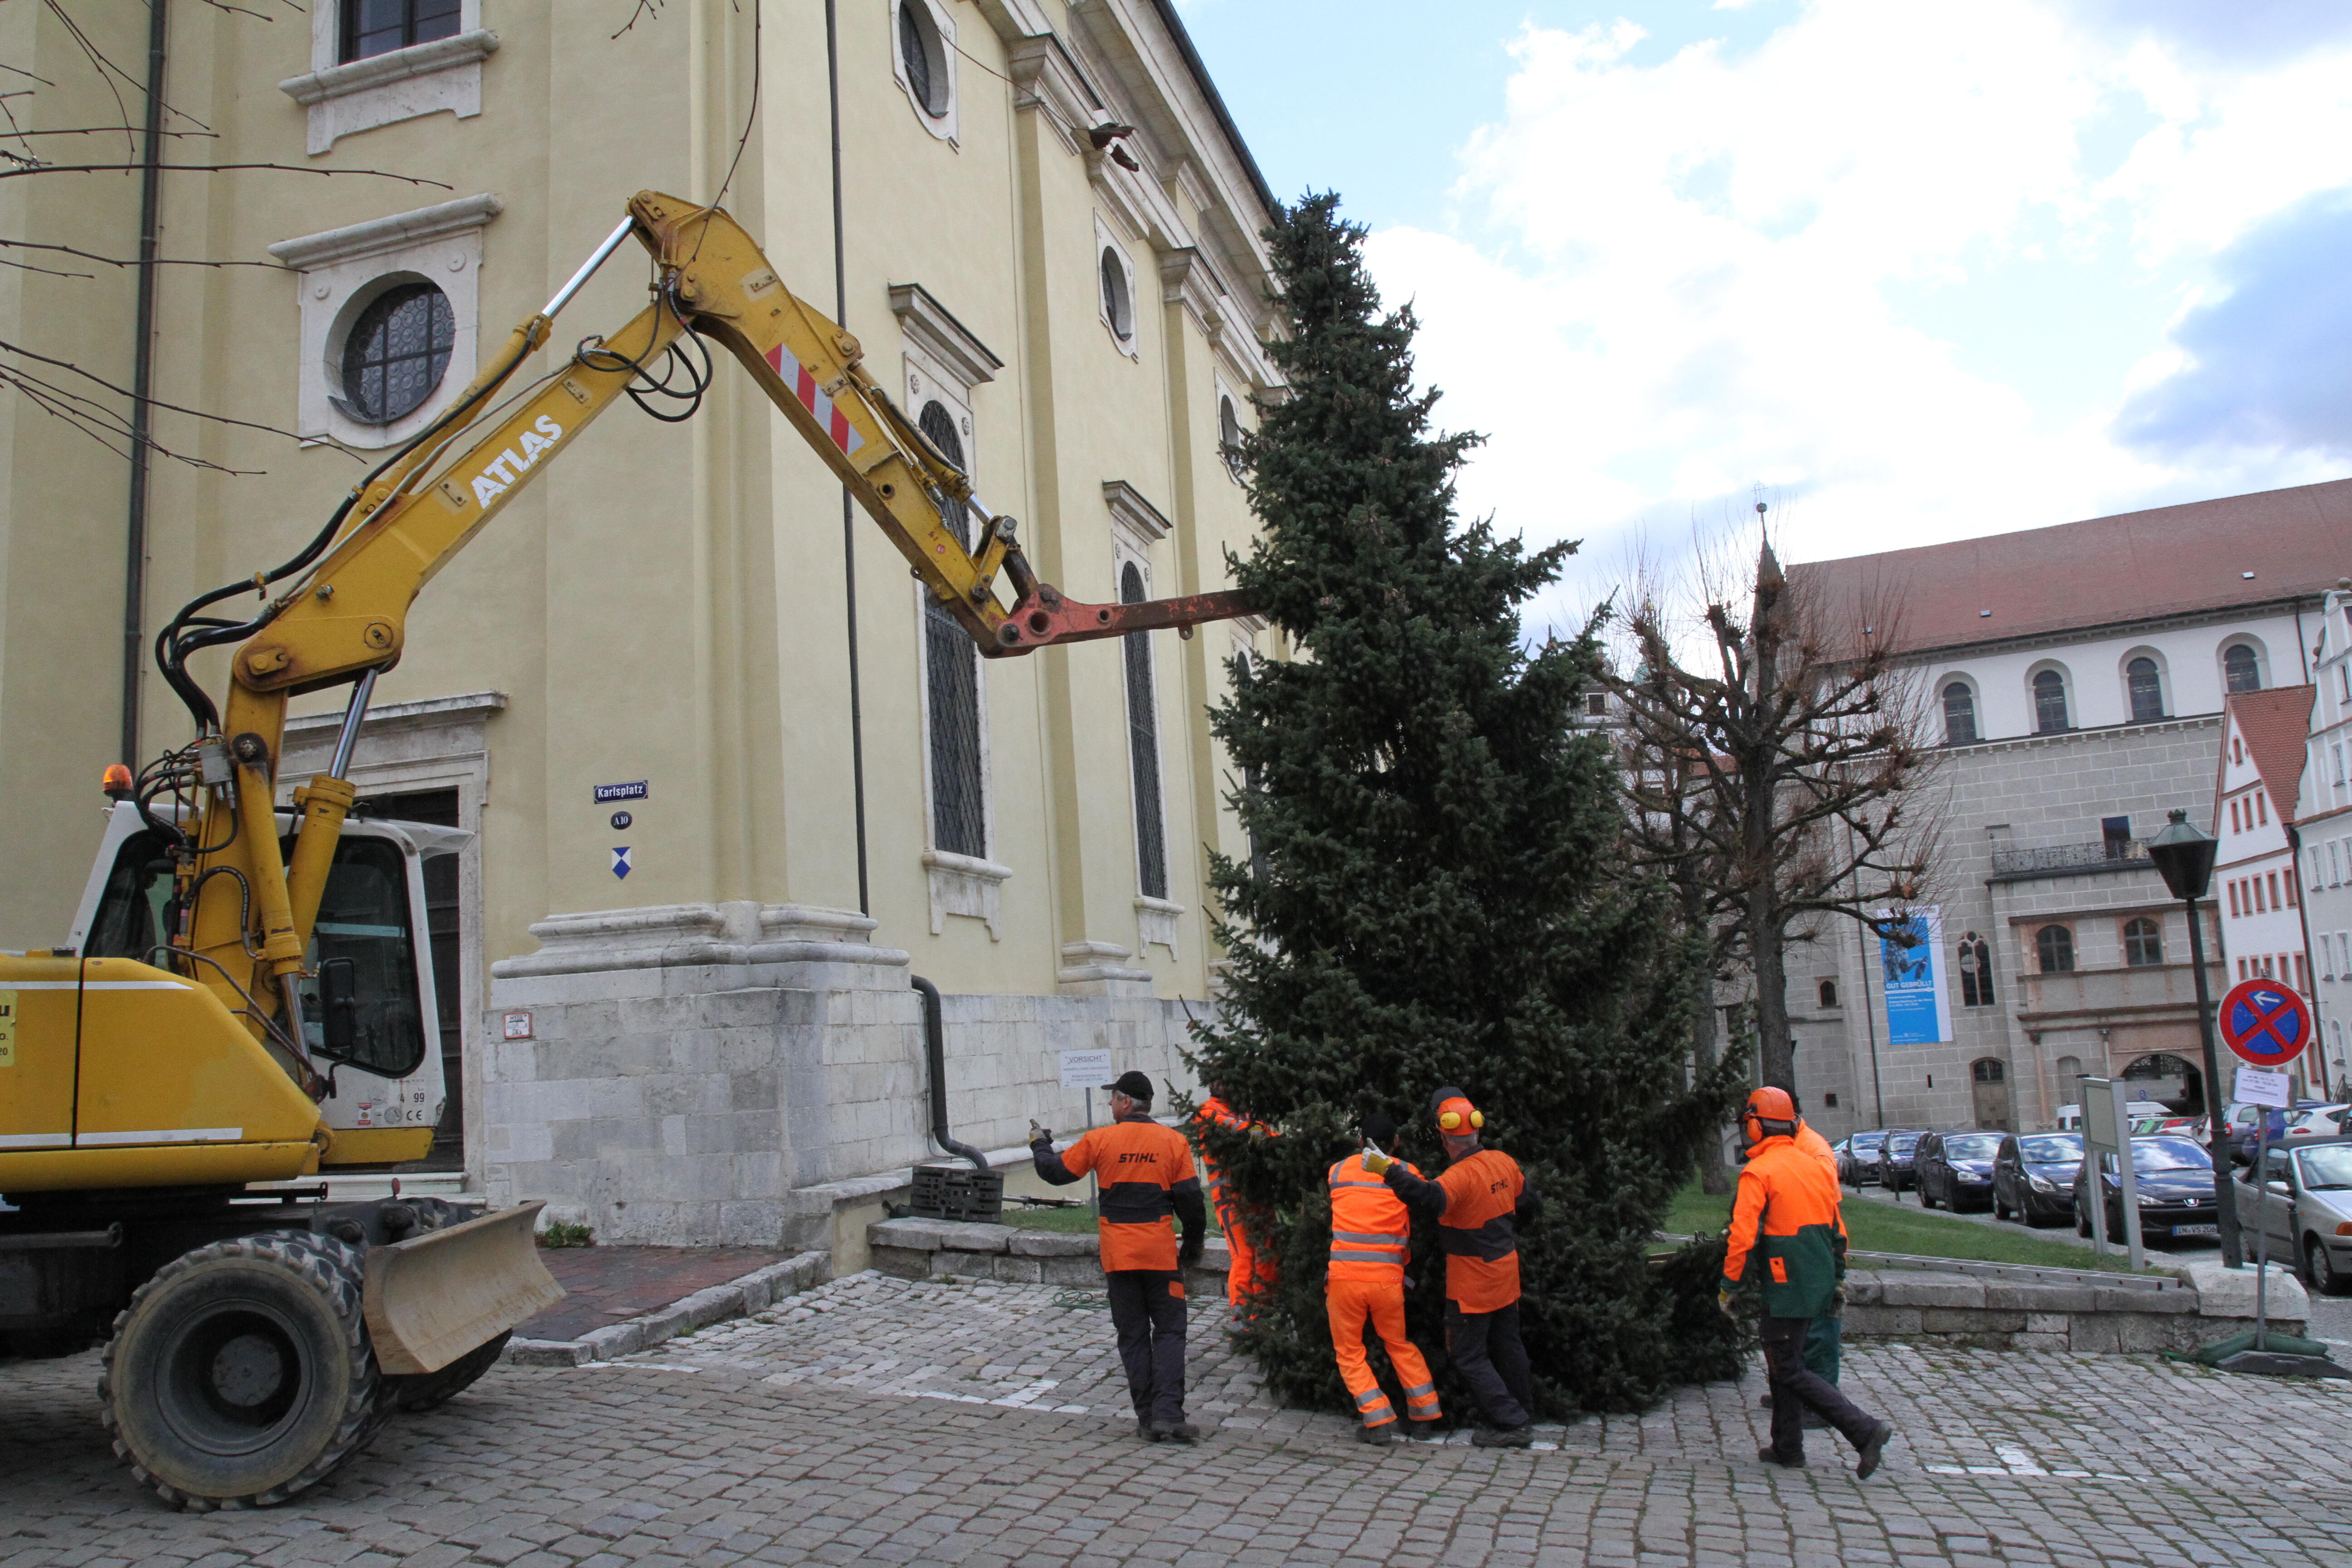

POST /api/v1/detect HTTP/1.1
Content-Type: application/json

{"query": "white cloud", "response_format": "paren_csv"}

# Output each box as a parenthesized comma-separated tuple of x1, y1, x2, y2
(1369, 0, 2352, 622)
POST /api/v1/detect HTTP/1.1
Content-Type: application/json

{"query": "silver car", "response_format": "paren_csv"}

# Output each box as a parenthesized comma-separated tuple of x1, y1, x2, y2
(2231, 1135, 2352, 1296)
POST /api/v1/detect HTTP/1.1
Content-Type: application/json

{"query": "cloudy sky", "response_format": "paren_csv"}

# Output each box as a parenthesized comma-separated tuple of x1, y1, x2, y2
(1178, 0, 2352, 624)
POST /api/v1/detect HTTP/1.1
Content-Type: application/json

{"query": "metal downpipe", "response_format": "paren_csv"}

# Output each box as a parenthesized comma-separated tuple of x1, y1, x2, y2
(910, 975, 986, 1170)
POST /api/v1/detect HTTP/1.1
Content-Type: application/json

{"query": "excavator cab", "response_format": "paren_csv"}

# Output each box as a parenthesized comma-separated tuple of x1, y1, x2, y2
(70, 801, 461, 1165)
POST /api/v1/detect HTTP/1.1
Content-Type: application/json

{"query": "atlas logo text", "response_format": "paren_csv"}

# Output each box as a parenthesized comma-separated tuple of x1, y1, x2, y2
(470, 415, 565, 505)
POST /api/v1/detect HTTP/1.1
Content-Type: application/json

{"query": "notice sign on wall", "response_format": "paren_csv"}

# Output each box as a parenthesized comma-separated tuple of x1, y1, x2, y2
(1876, 905, 1952, 1046)
(1058, 1048, 1113, 1089)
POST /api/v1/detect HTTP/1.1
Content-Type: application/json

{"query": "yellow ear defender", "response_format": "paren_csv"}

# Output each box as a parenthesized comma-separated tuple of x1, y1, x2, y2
(1436, 1108, 1484, 1132)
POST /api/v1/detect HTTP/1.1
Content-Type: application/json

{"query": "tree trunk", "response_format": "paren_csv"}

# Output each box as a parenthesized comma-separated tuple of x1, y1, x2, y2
(1690, 978, 1731, 1195)
(1750, 899, 1795, 1092)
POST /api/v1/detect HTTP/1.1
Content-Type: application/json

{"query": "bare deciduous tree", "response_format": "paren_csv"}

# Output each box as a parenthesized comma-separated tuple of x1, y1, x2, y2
(1607, 526, 1940, 1108)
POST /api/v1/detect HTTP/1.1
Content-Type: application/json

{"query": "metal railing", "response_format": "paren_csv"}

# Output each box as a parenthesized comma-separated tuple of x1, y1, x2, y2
(1990, 839, 2151, 878)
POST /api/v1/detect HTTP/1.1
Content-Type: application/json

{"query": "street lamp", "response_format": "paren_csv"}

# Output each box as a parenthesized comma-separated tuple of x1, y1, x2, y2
(2146, 808, 2244, 1268)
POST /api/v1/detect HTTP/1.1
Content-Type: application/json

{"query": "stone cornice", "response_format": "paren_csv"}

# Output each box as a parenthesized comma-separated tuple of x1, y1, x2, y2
(279, 29, 499, 107)
(1157, 246, 1222, 342)
(1006, 33, 1101, 156)
(267, 193, 504, 271)
(888, 283, 1004, 387)
(282, 690, 507, 741)
(1103, 480, 1173, 545)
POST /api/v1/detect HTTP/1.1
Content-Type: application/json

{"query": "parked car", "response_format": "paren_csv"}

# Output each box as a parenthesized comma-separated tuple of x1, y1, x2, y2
(2286, 1104, 2351, 1143)
(1876, 1130, 1924, 1192)
(1841, 1130, 1889, 1187)
(2230, 1102, 2335, 1166)
(1991, 1131, 2084, 1226)
(2054, 1099, 2172, 1132)
(1916, 1129, 2004, 1212)
(2073, 1135, 2219, 1241)
(2232, 1135, 2352, 1295)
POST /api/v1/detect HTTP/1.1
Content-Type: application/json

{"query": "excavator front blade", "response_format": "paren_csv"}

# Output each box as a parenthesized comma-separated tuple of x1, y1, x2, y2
(362, 1202, 564, 1375)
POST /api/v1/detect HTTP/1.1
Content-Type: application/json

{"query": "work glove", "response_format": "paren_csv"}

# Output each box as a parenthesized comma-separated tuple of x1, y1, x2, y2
(1179, 1234, 1204, 1269)
(1361, 1150, 1394, 1176)
(1830, 1281, 1849, 1313)
(1716, 1288, 1736, 1318)
(1028, 1119, 1053, 1148)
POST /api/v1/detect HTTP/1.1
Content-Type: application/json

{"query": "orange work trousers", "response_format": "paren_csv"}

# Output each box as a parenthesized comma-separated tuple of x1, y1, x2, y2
(1213, 1191, 1277, 1310)
(1326, 1276, 1440, 1427)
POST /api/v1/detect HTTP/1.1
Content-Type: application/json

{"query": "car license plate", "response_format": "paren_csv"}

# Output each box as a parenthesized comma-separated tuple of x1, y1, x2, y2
(2172, 1224, 2217, 1236)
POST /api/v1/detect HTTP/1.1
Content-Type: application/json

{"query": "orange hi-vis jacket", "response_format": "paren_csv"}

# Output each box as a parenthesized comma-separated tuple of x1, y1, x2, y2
(1722, 1132, 1848, 1319)
(1326, 1153, 1421, 1283)
(1035, 1116, 1206, 1272)
(1385, 1147, 1530, 1313)
(1795, 1121, 1838, 1184)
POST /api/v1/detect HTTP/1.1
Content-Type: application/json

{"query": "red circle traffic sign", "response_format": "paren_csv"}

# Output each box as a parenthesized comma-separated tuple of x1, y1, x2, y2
(2218, 978, 2311, 1067)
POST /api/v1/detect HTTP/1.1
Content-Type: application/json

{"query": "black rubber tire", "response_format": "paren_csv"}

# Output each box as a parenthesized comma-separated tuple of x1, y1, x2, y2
(1920, 1181, 1938, 1210)
(2308, 1237, 2352, 1297)
(381, 1197, 507, 1413)
(99, 1230, 385, 1511)
(1991, 1195, 2009, 1222)
(2076, 1204, 2092, 1238)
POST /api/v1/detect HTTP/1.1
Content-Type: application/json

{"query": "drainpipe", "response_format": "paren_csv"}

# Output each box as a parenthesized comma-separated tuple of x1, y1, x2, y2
(122, 0, 168, 767)
(824, 0, 870, 916)
(2287, 820, 2325, 1092)
(911, 975, 986, 1169)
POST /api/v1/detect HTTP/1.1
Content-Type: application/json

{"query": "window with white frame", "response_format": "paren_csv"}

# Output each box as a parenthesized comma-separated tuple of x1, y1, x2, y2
(1941, 679, 1979, 745)
(918, 398, 986, 860)
(2030, 666, 2071, 734)
(2124, 653, 2166, 723)
(1215, 378, 1245, 481)
(1096, 220, 1139, 357)
(267, 194, 499, 451)
(284, 0, 496, 155)
(2223, 639, 2265, 693)
(892, 0, 958, 143)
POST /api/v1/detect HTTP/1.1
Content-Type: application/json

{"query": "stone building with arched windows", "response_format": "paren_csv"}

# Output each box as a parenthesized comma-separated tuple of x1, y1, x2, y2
(1780, 480, 2352, 1137)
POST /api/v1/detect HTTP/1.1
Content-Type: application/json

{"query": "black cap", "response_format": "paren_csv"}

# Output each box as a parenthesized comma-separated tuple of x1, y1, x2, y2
(1104, 1070, 1155, 1101)
(1362, 1112, 1398, 1147)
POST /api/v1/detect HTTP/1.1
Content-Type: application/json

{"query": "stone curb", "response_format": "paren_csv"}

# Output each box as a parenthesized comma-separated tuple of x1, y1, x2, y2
(503, 1248, 833, 1367)
(869, 1216, 1233, 1297)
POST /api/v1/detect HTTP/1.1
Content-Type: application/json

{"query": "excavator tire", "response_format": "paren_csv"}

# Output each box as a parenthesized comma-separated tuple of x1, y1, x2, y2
(99, 1230, 387, 1511)
(382, 1195, 510, 1413)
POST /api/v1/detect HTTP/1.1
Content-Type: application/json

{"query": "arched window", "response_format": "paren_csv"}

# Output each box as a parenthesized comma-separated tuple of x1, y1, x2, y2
(1942, 681, 1977, 745)
(2035, 924, 2074, 974)
(1818, 978, 1839, 1009)
(1958, 932, 1995, 1007)
(1121, 562, 1168, 899)
(2032, 669, 2069, 734)
(920, 402, 985, 858)
(1972, 1058, 2004, 1083)
(2126, 657, 2164, 723)
(339, 281, 453, 424)
(1218, 392, 1244, 480)
(2224, 642, 2261, 693)
(1100, 247, 1134, 341)
(2122, 916, 2164, 967)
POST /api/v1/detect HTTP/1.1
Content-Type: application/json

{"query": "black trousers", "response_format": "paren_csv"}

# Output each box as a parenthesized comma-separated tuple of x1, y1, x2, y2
(1759, 1316, 1877, 1460)
(1446, 1299, 1533, 1429)
(1105, 1269, 1188, 1425)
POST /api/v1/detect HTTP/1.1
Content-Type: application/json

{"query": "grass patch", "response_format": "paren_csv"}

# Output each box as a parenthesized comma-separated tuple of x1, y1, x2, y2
(1659, 1181, 2149, 1274)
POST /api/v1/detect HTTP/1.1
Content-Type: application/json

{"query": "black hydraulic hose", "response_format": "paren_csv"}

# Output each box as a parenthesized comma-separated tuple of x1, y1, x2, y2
(911, 975, 987, 1171)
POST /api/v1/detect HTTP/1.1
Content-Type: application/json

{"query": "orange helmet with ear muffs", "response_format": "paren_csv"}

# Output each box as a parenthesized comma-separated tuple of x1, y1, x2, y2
(1431, 1087, 1484, 1135)
(1742, 1086, 1798, 1149)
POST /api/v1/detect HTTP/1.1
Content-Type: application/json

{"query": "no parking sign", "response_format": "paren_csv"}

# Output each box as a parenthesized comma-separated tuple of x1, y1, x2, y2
(2217, 978, 2311, 1068)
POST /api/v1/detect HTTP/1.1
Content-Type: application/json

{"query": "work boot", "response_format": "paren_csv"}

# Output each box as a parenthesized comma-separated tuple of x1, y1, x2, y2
(1471, 1425, 1534, 1449)
(1406, 1419, 1448, 1443)
(1759, 1392, 1773, 1409)
(1137, 1418, 1163, 1443)
(1151, 1419, 1201, 1444)
(1757, 1446, 1805, 1469)
(1355, 1422, 1397, 1446)
(1853, 1420, 1895, 1480)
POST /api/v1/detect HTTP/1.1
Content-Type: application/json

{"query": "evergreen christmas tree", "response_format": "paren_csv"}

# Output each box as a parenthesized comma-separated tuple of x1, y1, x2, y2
(1192, 194, 1744, 1421)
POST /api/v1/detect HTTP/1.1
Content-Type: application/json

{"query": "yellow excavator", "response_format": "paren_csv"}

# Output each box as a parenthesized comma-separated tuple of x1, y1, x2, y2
(0, 192, 1250, 1509)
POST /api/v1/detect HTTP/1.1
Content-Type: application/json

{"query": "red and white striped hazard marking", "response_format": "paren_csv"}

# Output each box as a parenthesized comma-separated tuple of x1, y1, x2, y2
(766, 343, 866, 456)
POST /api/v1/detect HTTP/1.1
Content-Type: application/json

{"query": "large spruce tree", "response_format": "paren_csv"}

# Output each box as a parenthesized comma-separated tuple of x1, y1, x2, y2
(1191, 194, 1743, 1421)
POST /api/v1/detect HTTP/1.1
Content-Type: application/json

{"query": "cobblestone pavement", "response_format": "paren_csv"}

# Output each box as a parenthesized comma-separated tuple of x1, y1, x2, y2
(7, 1271, 2352, 1568)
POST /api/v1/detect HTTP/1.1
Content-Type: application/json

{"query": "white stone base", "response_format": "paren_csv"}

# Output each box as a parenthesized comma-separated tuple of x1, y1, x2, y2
(483, 902, 1212, 1248)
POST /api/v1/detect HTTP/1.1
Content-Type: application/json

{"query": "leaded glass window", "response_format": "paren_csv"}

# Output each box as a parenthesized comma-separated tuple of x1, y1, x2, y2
(920, 401, 985, 858)
(2127, 657, 2164, 722)
(340, 283, 454, 424)
(2224, 643, 2262, 693)
(1942, 681, 1977, 745)
(1122, 562, 1168, 899)
(2032, 669, 2069, 734)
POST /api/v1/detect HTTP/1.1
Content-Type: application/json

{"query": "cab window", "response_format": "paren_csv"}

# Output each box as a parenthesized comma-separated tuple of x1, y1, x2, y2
(286, 834, 428, 1080)
(84, 828, 178, 961)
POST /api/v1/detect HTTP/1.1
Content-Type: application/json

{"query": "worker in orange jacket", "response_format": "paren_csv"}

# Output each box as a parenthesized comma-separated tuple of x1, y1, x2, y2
(1032, 1070, 1208, 1443)
(1721, 1087, 1893, 1475)
(1192, 1083, 1277, 1316)
(1759, 1099, 1849, 1429)
(1366, 1087, 1539, 1447)
(1326, 1112, 1444, 1446)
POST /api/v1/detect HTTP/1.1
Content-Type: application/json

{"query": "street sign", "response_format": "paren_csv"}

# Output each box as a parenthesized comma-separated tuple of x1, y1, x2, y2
(1058, 1048, 1112, 1089)
(2235, 1066, 2292, 1109)
(2218, 979, 2311, 1067)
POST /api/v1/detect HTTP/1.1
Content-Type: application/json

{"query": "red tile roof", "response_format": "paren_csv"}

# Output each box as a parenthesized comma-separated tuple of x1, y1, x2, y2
(1787, 478, 2352, 653)
(2226, 685, 2315, 821)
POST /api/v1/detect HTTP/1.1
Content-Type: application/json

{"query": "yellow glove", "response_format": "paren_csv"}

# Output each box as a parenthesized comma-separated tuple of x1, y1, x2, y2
(1716, 1288, 1735, 1318)
(1362, 1150, 1394, 1176)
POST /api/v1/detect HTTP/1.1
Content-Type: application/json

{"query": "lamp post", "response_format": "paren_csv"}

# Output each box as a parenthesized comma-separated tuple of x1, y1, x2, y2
(2146, 808, 2244, 1268)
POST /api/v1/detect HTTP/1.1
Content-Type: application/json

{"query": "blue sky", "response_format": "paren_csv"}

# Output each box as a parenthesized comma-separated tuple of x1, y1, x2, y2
(1175, 0, 2352, 622)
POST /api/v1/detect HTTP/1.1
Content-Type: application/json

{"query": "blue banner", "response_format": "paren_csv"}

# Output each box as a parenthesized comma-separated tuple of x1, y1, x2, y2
(1877, 905, 1951, 1046)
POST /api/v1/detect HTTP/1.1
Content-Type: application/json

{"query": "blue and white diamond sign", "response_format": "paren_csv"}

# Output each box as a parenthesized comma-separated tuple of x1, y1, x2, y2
(611, 845, 632, 880)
